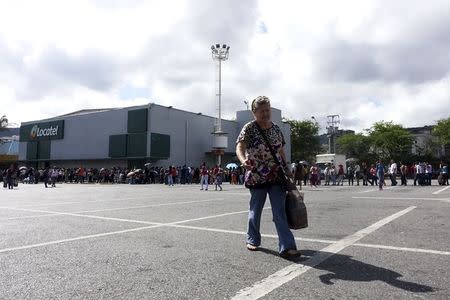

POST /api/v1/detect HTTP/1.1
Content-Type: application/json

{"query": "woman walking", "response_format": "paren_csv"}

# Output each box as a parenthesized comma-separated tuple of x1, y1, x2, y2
(236, 96, 300, 259)
(376, 160, 385, 190)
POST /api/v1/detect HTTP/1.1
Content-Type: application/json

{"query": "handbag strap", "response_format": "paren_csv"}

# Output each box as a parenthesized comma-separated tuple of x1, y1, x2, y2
(254, 121, 285, 168)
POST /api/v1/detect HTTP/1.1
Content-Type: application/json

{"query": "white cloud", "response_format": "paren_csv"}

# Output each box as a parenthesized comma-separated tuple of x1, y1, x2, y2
(0, 0, 449, 131)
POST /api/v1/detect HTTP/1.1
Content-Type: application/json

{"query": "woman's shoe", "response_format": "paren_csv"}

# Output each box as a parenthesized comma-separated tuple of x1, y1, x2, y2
(246, 244, 258, 251)
(280, 249, 301, 259)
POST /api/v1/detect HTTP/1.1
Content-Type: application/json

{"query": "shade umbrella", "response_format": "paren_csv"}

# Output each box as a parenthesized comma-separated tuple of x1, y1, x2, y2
(226, 163, 239, 169)
(144, 163, 152, 167)
(346, 158, 358, 163)
(19, 166, 28, 171)
(134, 169, 143, 173)
(127, 171, 135, 177)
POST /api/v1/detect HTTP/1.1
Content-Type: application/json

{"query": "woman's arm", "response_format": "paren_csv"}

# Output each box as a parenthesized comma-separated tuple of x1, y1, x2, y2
(236, 142, 252, 170)
(279, 147, 293, 177)
(279, 146, 288, 167)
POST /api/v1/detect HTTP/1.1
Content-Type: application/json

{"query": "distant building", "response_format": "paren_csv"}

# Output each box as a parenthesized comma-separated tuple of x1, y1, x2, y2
(406, 126, 447, 158)
(318, 129, 355, 153)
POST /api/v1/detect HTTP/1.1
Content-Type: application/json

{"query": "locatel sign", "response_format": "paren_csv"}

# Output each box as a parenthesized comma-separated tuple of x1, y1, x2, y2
(19, 120, 65, 142)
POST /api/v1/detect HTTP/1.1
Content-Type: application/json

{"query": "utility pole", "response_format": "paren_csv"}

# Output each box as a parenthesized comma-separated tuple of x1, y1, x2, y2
(326, 115, 340, 154)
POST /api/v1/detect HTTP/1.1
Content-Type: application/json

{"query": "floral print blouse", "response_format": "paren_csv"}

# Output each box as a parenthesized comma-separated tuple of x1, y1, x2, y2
(236, 121, 286, 187)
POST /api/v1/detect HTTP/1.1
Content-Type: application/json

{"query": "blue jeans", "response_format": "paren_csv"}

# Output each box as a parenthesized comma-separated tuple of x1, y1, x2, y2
(247, 184, 297, 253)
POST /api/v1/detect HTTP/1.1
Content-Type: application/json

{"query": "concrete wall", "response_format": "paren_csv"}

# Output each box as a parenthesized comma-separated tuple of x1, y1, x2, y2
(50, 159, 128, 169)
(18, 142, 26, 161)
(148, 105, 239, 167)
(51, 109, 128, 160)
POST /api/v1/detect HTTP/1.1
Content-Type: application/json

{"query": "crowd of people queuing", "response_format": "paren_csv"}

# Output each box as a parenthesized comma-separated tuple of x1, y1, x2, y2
(1, 160, 448, 190)
(1, 162, 247, 190)
(291, 160, 449, 190)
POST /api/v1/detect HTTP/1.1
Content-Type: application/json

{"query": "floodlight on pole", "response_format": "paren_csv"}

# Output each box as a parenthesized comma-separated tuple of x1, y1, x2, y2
(326, 114, 340, 154)
(210, 43, 230, 166)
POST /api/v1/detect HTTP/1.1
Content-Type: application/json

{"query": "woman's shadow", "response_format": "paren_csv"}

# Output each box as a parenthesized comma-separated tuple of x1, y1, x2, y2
(257, 248, 434, 293)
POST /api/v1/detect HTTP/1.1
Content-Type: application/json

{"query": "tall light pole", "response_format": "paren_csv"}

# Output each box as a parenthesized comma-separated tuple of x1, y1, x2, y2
(326, 114, 340, 154)
(210, 43, 230, 166)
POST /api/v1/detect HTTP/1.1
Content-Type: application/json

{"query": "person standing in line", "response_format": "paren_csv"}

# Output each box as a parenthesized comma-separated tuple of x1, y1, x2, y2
(200, 162, 209, 191)
(354, 163, 361, 186)
(236, 96, 300, 259)
(426, 163, 433, 186)
(214, 165, 223, 191)
(337, 164, 344, 186)
(400, 163, 408, 186)
(50, 166, 58, 187)
(5, 164, 14, 189)
(347, 164, 354, 186)
(294, 161, 304, 189)
(361, 162, 368, 186)
(310, 164, 319, 187)
(376, 160, 385, 190)
(171, 166, 178, 185)
(369, 164, 377, 186)
(389, 160, 397, 186)
(330, 165, 337, 185)
(42, 167, 49, 188)
(413, 162, 419, 186)
(419, 162, 426, 186)
(167, 166, 174, 186)
(441, 162, 449, 185)
(303, 166, 309, 187)
(324, 164, 331, 186)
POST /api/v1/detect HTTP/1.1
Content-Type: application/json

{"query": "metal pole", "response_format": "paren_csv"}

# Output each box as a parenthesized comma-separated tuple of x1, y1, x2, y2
(218, 58, 222, 132)
(185, 120, 188, 166)
(217, 59, 222, 166)
(328, 136, 331, 154)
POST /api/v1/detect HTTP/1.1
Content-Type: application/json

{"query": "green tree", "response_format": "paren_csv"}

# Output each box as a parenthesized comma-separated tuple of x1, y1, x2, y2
(367, 121, 413, 162)
(286, 119, 321, 162)
(336, 133, 372, 162)
(432, 117, 450, 155)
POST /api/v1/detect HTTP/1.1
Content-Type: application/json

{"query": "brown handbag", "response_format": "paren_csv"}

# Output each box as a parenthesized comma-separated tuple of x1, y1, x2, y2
(254, 122, 308, 229)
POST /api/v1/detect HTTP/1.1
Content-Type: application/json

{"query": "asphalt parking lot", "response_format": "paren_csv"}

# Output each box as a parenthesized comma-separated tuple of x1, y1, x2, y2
(1, 182, 449, 299)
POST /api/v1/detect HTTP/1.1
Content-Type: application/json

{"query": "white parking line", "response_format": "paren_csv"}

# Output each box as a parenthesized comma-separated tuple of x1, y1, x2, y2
(0, 207, 258, 254)
(4, 198, 226, 220)
(170, 224, 337, 244)
(2, 205, 447, 261)
(353, 243, 450, 256)
(169, 209, 257, 225)
(0, 225, 161, 254)
(2, 203, 447, 261)
(433, 185, 450, 195)
(1, 205, 256, 229)
(231, 206, 416, 300)
(356, 186, 396, 193)
(0, 206, 161, 226)
(352, 196, 450, 203)
(170, 224, 450, 256)
(6, 213, 58, 220)
(11, 196, 223, 208)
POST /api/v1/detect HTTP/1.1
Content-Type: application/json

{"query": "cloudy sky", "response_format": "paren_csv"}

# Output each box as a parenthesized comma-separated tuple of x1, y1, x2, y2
(1, 0, 449, 132)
